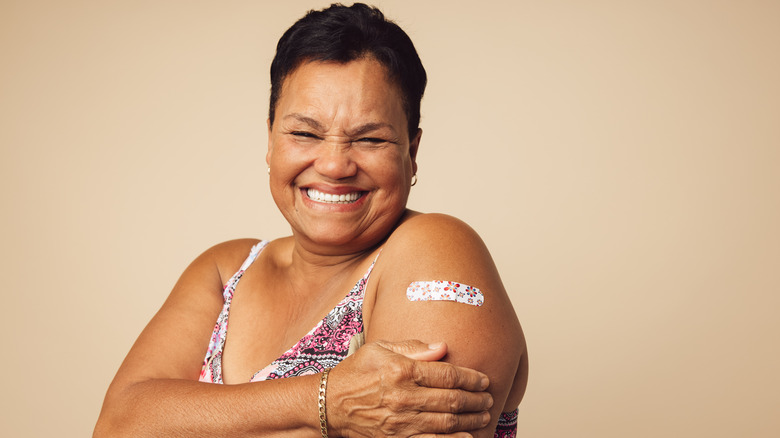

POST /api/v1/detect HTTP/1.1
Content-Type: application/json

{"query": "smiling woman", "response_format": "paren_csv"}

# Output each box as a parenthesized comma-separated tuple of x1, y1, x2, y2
(268, 59, 417, 252)
(94, 3, 527, 437)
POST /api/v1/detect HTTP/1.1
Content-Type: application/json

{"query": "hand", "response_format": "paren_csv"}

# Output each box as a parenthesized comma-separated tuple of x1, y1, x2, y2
(326, 340, 493, 437)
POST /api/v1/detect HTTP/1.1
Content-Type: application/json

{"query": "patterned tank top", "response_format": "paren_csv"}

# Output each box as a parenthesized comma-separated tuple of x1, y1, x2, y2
(199, 241, 517, 437)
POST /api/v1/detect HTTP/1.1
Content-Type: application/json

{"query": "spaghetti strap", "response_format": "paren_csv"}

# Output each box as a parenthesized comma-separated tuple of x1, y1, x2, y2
(222, 241, 268, 301)
(200, 240, 269, 383)
(200, 243, 381, 383)
(198, 243, 514, 436)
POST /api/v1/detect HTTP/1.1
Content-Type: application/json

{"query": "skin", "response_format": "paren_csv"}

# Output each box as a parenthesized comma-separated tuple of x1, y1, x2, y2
(266, 57, 420, 257)
(362, 213, 528, 436)
(94, 57, 527, 437)
(265, 57, 527, 435)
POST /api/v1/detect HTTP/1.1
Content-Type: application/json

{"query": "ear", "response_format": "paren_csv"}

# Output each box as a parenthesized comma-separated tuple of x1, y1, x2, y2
(409, 128, 422, 175)
(266, 118, 273, 166)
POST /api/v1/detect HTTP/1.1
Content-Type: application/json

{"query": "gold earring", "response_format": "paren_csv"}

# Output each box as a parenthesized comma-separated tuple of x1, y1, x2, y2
(410, 174, 417, 186)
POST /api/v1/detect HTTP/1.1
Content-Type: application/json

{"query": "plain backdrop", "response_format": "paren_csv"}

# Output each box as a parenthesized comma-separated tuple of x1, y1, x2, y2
(2, 0, 779, 436)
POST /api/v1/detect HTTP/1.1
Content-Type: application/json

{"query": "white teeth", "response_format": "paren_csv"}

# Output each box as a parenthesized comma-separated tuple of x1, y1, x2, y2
(306, 188, 362, 204)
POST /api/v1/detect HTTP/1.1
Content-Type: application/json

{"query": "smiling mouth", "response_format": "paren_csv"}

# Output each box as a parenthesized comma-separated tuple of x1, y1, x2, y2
(306, 188, 365, 204)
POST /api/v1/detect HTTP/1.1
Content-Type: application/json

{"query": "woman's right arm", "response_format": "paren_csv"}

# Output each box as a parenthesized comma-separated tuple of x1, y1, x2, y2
(94, 240, 493, 437)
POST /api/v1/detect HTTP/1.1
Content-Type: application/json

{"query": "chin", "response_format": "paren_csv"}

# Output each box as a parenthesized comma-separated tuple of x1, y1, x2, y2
(297, 219, 395, 252)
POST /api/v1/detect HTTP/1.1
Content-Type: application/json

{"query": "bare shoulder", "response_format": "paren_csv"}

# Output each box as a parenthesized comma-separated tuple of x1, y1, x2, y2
(369, 213, 527, 419)
(381, 212, 498, 282)
(109, 238, 267, 385)
(190, 238, 264, 285)
(376, 212, 511, 322)
(391, 212, 480, 241)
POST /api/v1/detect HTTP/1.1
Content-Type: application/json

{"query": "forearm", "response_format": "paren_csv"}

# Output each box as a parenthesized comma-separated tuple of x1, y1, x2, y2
(94, 375, 321, 438)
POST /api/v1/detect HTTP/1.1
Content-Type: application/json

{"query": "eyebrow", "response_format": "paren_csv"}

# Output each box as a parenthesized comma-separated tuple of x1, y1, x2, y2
(283, 113, 398, 138)
(349, 122, 398, 138)
(283, 114, 325, 131)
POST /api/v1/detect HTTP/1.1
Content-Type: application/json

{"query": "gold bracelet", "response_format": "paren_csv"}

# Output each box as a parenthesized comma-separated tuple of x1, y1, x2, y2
(318, 368, 331, 438)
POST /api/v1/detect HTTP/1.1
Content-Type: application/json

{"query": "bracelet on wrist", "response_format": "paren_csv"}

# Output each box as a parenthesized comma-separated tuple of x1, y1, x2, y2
(318, 368, 331, 438)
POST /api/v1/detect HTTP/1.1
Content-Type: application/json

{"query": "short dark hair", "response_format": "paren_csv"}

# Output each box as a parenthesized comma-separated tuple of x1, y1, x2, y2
(269, 3, 427, 141)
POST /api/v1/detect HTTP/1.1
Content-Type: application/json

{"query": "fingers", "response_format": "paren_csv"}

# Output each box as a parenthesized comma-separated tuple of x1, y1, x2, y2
(379, 410, 489, 437)
(408, 411, 491, 435)
(373, 340, 490, 391)
(412, 434, 474, 438)
(410, 387, 493, 413)
(375, 339, 448, 361)
(412, 360, 490, 392)
(412, 435, 473, 438)
(327, 341, 494, 438)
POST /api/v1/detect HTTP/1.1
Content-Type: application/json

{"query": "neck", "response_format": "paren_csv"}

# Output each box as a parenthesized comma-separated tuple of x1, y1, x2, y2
(278, 209, 415, 287)
(272, 239, 375, 300)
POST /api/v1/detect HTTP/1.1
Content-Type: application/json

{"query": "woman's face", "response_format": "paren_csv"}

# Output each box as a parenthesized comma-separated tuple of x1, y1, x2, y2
(267, 58, 420, 253)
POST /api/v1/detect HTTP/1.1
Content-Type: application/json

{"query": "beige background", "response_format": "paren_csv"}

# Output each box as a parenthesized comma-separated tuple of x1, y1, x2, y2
(2, 0, 778, 436)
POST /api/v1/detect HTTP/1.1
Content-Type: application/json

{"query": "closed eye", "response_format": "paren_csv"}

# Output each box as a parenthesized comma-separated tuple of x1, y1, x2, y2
(356, 137, 389, 144)
(291, 131, 320, 139)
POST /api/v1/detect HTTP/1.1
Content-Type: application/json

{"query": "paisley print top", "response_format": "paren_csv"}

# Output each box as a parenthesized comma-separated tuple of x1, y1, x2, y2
(199, 241, 517, 437)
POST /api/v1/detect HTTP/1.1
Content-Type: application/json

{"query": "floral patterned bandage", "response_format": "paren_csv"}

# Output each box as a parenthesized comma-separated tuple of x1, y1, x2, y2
(406, 281, 484, 306)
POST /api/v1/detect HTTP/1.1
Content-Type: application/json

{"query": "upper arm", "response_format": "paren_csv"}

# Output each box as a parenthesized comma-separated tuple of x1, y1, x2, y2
(105, 239, 258, 395)
(365, 214, 526, 436)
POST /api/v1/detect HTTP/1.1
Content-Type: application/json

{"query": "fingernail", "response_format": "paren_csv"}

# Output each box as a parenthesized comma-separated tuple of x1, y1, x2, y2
(428, 342, 444, 350)
(482, 411, 490, 425)
(486, 395, 494, 408)
(481, 376, 489, 389)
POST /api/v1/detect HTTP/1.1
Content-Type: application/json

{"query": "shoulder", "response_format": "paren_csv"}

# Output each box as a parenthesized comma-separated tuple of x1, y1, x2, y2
(200, 238, 262, 275)
(175, 238, 276, 294)
(393, 212, 474, 235)
(200, 238, 263, 259)
(391, 212, 480, 241)
(371, 211, 508, 321)
(380, 212, 497, 281)
(367, 213, 527, 414)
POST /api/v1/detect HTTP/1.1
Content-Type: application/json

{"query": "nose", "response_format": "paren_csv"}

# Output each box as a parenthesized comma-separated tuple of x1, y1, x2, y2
(313, 141, 358, 180)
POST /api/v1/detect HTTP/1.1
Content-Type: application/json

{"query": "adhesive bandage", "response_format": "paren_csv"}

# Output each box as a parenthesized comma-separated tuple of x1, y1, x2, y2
(406, 281, 484, 306)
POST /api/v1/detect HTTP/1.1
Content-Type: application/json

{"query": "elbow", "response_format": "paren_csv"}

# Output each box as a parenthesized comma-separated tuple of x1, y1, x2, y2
(94, 411, 140, 438)
(92, 418, 110, 438)
(93, 385, 141, 438)
(93, 414, 122, 438)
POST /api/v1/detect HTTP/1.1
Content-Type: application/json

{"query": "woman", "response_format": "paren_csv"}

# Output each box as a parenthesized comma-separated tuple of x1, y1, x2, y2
(95, 3, 527, 437)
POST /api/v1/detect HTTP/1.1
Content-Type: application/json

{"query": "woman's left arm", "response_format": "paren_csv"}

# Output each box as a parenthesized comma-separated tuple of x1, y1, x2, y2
(364, 213, 528, 437)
